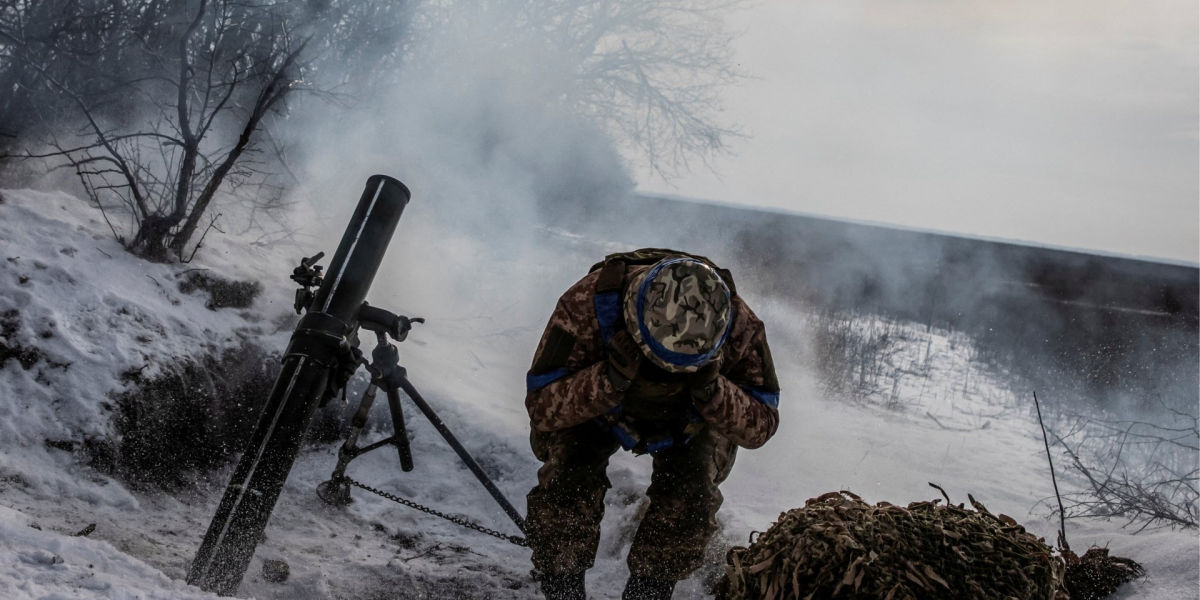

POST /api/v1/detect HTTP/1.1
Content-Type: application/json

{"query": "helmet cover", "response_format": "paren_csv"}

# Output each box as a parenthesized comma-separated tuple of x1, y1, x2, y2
(622, 257, 733, 373)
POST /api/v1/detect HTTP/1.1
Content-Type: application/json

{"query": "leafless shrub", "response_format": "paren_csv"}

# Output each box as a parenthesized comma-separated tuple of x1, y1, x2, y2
(176, 270, 262, 310)
(808, 310, 912, 407)
(95, 343, 282, 489)
(1051, 407, 1199, 531)
(86, 342, 350, 490)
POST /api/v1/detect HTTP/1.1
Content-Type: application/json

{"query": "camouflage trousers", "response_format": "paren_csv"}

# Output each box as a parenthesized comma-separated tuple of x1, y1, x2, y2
(525, 420, 738, 581)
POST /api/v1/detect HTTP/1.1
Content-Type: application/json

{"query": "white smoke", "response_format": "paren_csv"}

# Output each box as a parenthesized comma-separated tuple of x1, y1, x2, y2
(283, 3, 641, 330)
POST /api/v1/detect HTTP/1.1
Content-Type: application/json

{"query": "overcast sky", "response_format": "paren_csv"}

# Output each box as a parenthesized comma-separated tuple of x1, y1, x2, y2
(633, 1, 1199, 264)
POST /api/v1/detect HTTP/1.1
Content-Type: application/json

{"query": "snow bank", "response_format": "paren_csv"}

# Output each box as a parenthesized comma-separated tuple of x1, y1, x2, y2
(0, 190, 292, 444)
(1, 188, 1196, 599)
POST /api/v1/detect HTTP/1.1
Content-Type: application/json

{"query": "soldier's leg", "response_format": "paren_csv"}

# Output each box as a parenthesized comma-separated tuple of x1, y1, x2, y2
(626, 428, 739, 582)
(526, 421, 620, 578)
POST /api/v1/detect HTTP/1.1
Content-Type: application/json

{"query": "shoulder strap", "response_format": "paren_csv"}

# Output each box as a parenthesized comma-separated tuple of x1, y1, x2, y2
(593, 259, 626, 345)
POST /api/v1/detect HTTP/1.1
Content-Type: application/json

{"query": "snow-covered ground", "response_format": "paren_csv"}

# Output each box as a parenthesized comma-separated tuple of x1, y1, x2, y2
(1, 188, 1196, 599)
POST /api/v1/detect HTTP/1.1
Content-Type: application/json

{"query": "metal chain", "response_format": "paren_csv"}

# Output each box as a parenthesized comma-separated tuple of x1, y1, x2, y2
(339, 475, 528, 547)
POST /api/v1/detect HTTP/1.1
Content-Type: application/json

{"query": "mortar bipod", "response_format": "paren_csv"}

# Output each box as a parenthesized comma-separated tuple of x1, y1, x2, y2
(316, 304, 526, 537)
(316, 325, 416, 506)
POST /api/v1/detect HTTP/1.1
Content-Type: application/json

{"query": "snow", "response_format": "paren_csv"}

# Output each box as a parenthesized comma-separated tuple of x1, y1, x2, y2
(0, 504, 218, 600)
(0, 190, 291, 444)
(1, 188, 1196, 599)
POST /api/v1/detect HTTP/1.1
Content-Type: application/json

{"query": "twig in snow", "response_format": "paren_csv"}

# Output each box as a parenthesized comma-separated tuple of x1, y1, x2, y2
(1034, 391, 1070, 552)
(924, 411, 982, 432)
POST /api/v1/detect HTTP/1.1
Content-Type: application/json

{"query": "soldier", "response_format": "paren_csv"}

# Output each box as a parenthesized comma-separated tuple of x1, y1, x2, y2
(524, 249, 781, 600)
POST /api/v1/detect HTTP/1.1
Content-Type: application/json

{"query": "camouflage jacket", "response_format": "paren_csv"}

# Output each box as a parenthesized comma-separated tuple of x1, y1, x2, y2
(525, 262, 780, 449)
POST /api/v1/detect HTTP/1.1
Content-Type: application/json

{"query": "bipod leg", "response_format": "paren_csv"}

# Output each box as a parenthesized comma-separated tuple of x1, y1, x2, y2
(395, 374, 526, 533)
(364, 332, 415, 472)
(317, 383, 379, 506)
(384, 384, 415, 472)
(317, 335, 418, 505)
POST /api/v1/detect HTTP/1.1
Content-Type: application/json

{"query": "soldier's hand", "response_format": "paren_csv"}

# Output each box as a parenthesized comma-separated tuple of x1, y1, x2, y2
(688, 356, 723, 403)
(605, 329, 643, 392)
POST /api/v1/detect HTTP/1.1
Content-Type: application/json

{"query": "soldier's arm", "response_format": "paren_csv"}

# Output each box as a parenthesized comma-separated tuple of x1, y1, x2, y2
(524, 274, 621, 432)
(692, 302, 780, 449)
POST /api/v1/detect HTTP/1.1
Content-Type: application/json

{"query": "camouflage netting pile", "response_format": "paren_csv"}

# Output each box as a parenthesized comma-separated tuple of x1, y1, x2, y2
(1060, 547, 1144, 600)
(718, 490, 1142, 600)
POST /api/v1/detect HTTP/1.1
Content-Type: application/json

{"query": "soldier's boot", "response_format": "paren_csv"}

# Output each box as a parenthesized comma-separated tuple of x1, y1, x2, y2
(622, 575, 675, 600)
(539, 571, 586, 600)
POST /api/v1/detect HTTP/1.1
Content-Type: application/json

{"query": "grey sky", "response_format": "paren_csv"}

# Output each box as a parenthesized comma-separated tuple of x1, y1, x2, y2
(634, 1, 1199, 263)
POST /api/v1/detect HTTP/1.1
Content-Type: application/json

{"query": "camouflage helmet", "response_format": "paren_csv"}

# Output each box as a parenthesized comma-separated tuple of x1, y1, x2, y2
(623, 257, 733, 374)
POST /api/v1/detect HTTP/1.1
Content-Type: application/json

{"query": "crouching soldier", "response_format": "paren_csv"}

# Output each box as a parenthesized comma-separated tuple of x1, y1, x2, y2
(524, 249, 781, 600)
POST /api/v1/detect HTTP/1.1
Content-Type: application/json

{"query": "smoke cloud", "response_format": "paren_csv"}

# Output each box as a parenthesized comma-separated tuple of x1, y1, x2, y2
(275, 0, 1195, 434)
(283, 3, 639, 332)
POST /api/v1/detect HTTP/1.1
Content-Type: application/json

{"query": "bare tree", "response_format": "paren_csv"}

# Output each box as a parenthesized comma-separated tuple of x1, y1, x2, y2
(428, 0, 745, 178)
(0, 0, 98, 151)
(1, 0, 413, 261)
(2, 0, 310, 260)
(551, 0, 744, 176)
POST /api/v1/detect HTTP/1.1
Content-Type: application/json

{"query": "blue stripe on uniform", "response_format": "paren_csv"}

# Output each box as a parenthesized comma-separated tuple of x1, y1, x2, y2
(646, 437, 676, 454)
(741, 386, 780, 408)
(611, 423, 639, 451)
(526, 368, 571, 392)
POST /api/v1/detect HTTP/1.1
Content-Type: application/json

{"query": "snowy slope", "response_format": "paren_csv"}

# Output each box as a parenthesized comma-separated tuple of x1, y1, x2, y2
(0, 504, 220, 600)
(0, 189, 297, 441)
(0, 188, 1196, 599)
